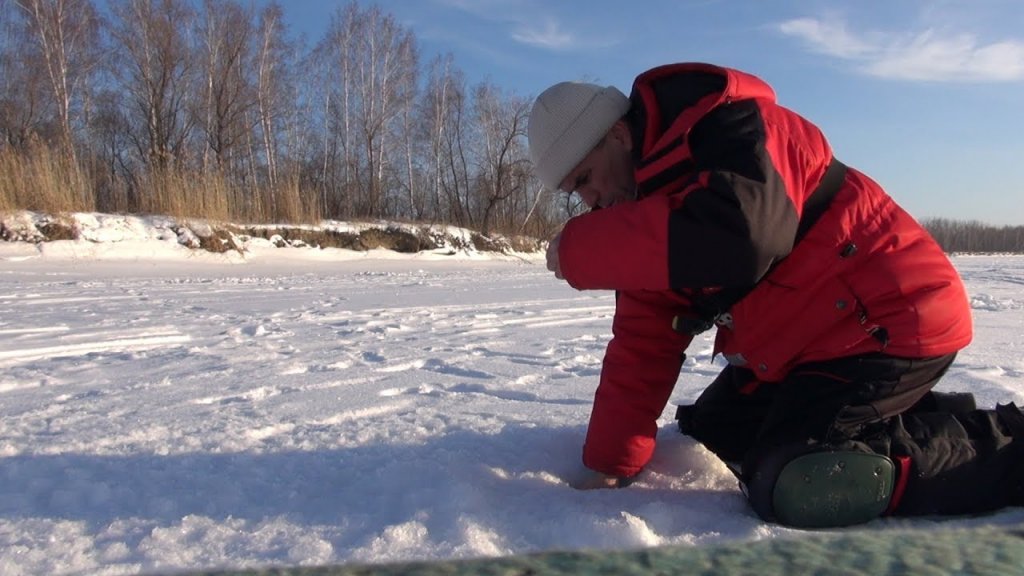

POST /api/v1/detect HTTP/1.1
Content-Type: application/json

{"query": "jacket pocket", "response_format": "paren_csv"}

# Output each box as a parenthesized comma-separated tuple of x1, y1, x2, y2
(718, 271, 862, 381)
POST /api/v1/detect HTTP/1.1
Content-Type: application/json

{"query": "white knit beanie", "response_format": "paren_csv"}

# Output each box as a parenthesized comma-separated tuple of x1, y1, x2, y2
(528, 82, 630, 191)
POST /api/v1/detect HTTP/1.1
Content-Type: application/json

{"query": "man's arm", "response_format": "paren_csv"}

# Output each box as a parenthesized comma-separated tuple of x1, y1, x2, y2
(578, 290, 693, 481)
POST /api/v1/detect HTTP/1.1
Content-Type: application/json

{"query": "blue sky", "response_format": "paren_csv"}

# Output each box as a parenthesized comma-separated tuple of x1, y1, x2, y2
(282, 0, 1024, 225)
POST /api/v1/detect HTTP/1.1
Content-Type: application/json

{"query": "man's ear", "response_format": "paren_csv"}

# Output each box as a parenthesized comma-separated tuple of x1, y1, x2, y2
(609, 120, 632, 152)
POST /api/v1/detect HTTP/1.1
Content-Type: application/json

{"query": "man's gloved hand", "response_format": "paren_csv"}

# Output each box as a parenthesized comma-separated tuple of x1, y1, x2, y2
(569, 466, 634, 490)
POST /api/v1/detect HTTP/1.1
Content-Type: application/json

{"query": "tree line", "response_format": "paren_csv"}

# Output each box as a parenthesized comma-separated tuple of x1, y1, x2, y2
(0, 0, 580, 238)
(1, 0, 1018, 250)
(922, 218, 1024, 254)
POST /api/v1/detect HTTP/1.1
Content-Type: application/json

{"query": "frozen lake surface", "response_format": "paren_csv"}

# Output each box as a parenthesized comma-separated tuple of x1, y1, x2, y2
(1, 236, 1023, 575)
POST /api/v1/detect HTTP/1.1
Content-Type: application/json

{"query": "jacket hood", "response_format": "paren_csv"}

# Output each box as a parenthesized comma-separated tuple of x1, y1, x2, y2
(628, 63, 777, 160)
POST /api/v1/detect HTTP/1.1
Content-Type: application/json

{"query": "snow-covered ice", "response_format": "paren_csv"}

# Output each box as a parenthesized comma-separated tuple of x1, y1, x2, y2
(1, 215, 1023, 575)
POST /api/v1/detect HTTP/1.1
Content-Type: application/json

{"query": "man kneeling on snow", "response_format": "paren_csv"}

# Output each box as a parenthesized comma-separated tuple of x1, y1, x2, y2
(527, 62, 1024, 527)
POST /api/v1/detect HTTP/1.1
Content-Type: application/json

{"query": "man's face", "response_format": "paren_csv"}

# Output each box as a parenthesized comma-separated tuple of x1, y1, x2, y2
(558, 121, 636, 210)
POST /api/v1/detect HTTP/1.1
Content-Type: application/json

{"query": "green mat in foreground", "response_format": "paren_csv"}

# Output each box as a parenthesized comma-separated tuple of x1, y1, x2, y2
(193, 523, 1024, 576)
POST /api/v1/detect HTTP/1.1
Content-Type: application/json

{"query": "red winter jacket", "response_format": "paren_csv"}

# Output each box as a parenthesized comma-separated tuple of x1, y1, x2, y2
(557, 63, 973, 478)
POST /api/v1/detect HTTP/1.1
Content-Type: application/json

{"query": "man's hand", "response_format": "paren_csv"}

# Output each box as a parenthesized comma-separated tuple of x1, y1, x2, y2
(546, 232, 564, 280)
(569, 467, 630, 490)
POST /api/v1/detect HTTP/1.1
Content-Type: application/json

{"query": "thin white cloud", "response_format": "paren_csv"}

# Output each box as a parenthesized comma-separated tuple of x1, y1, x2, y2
(866, 32, 1024, 82)
(778, 17, 875, 59)
(510, 18, 577, 50)
(778, 16, 1024, 82)
(432, 0, 597, 51)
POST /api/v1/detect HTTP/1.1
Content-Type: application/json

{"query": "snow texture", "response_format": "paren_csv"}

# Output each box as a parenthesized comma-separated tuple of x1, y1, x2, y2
(1, 213, 1022, 575)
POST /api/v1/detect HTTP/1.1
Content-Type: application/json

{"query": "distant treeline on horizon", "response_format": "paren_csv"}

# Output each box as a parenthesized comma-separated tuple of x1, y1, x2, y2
(922, 218, 1024, 254)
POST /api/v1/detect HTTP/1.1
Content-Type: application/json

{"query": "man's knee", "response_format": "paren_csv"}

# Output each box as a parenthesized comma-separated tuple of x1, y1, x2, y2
(743, 442, 899, 528)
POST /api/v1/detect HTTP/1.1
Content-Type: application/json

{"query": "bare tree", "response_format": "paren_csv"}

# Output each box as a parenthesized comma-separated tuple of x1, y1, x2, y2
(108, 0, 196, 171)
(87, 87, 134, 211)
(360, 6, 416, 217)
(421, 54, 472, 227)
(421, 54, 454, 221)
(472, 82, 530, 235)
(312, 2, 356, 218)
(0, 0, 57, 148)
(446, 83, 473, 227)
(316, 2, 417, 219)
(196, 0, 254, 175)
(254, 2, 285, 188)
(250, 1, 307, 220)
(398, 45, 422, 221)
(13, 0, 101, 161)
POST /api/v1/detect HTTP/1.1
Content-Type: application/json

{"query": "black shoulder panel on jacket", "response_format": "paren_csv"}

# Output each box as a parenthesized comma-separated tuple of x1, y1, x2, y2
(668, 186, 757, 289)
(667, 99, 799, 290)
(689, 99, 767, 181)
(648, 72, 726, 134)
(628, 72, 726, 155)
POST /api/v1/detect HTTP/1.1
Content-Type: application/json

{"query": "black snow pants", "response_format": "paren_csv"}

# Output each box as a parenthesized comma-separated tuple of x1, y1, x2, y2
(675, 352, 1024, 516)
